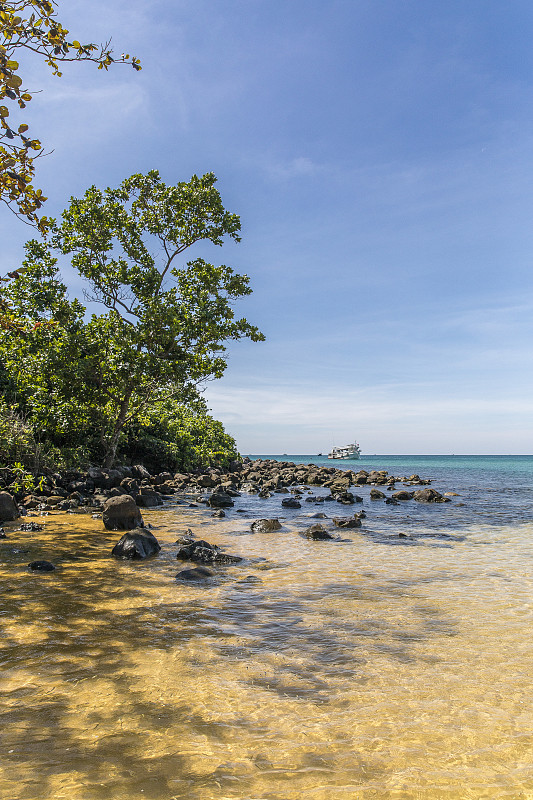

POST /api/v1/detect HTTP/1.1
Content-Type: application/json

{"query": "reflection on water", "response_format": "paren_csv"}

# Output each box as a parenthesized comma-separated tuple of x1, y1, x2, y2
(1, 499, 533, 799)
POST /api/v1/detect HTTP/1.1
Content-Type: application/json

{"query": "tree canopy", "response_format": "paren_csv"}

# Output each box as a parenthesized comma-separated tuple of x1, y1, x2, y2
(0, 171, 264, 468)
(0, 0, 141, 232)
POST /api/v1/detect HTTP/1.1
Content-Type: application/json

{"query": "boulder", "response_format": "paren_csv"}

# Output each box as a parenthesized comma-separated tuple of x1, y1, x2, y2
(303, 523, 336, 540)
(111, 527, 161, 559)
(208, 490, 234, 508)
(131, 464, 152, 480)
(176, 539, 242, 564)
(211, 509, 226, 518)
(250, 518, 282, 532)
(102, 495, 144, 531)
(28, 560, 55, 571)
(176, 566, 214, 581)
(281, 497, 301, 509)
(413, 488, 449, 503)
(0, 491, 19, 522)
(392, 490, 414, 501)
(135, 488, 163, 508)
(370, 488, 386, 500)
(333, 515, 362, 528)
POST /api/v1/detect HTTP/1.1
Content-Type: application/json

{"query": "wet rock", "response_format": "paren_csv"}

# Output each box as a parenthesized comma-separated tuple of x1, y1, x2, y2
(211, 509, 226, 518)
(0, 491, 19, 522)
(258, 489, 272, 498)
(250, 518, 282, 532)
(0, 529, 6, 538)
(103, 495, 144, 531)
(111, 527, 161, 559)
(135, 488, 163, 508)
(392, 490, 414, 501)
(335, 491, 356, 505)
(176, 566, 214, 581)
(385, 497, 399, 505)
(19, 522, 44, 531)
(177, 539, 242, 564)
(370, 488, 386, 500)
(333, 515, 362, 528)
(303, 523, 336, 540)
(281, 497, 301, 509)
(28, 560, 55, 571)
(412, 488, 449, 503)
(208, 490, 235, 508)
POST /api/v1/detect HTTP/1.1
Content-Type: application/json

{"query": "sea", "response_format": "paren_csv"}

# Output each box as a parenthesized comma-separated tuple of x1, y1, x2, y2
(1, 454, 533, 799)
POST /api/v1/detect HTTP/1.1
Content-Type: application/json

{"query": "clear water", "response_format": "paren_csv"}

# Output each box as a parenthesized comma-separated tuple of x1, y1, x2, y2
(1, 456, 533, 799)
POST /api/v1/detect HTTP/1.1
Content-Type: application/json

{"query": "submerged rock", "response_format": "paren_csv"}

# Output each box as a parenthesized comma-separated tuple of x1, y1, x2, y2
(250, 518, 282, 532)
(28, 560, 55, 571)
(333, 515, 362, 529)
(111, 527, 161, 559)
(303, 523, 336, 540)
(281, 497, 301, 509)
(177, 539, 242, 564)
(176, 565, 214, 581)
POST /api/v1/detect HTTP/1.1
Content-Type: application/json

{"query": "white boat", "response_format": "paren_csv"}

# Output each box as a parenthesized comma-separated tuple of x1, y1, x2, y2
(328, 442, 361, 460)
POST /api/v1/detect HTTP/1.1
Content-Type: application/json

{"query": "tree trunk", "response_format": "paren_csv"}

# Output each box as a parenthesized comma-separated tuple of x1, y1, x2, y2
(102, 390, 133, 468)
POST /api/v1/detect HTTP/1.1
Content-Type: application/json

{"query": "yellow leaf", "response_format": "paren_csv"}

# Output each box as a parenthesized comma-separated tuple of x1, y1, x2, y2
(0, 106, 9, 117)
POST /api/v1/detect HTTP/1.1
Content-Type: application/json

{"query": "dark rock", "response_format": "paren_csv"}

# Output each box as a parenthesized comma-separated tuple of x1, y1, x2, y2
(385, 498, 399, 505)
(208, 490, 234, 508)
(303, 523, 336, 540)
(103, 495, 144, 531)
(281, 497, 301, 509)
(177, 539, 242, 564)
(19, 522, 44, 531)
(370, 488, 386, 500)
(251, 518, 282, 532)
(28, 560, 55, 571)
(336, 491, 356, 505)
(131, 464, 152, 481)
(333, 515, 362, 528)
(0, 491, 19, 521)
(211, 509, 226, 518)
(392, 490, 414, 501)
(412, 488, 449, 503)
(258, 489, 272, 498)
(135, 488, 163, 508)
(111, 527, 161, 559)
(176, 566, 214, 580)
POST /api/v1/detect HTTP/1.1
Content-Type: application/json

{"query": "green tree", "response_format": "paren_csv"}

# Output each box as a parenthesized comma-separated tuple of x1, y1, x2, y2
(0, 171, 264, 467)
(1, 0, 141, 232)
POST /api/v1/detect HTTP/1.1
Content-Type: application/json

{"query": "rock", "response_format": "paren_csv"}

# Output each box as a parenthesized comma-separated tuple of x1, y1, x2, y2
(392, 490, 414, 501)
(310, 512, 328, 519)
(281, 497, 301, 509)
(102, 495, 144, 531)
(28, 560, 55, 571)
(258, 489, 272, 498)
(303, 523, 336, 540)
(412, 488, 449, 503)
(135, 488, 163, 508)
(131, 464, 152, 480)
(208, 490, 234, 508)
(250, 518, 282, 532)
(335, 491, 356, 505)
(0, 491, 19, 522)
(176, 566, 214, 580)
(211, 509, 226, 518)
(177, 539, 242, 564)
(19, 522, 44, 531)
(370, 488, 386, 500)
(333, 515, 362, 528)
(111, 527, 161, 559)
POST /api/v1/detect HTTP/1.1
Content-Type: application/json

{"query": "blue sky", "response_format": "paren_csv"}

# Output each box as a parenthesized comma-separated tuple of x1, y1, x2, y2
(2, 0, 533, 454)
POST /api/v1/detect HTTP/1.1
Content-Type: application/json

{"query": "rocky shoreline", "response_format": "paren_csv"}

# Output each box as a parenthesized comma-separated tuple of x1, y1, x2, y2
(0, 458, 451, 575)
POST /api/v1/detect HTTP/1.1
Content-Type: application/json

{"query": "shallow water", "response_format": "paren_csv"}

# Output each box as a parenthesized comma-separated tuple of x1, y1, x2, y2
(1, 458, 533, 799)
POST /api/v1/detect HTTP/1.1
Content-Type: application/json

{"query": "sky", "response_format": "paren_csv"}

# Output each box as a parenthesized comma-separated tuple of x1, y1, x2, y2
(2, 0, 533, 454)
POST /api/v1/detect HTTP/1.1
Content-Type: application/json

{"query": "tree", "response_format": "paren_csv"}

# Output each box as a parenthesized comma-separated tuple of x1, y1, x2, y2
(0, 171, 264, 467)
(1, 0, 141, 232)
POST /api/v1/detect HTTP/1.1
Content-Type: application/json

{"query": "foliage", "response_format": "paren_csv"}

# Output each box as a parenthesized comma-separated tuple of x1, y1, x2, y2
(0, 396, 38, 466)
(51, 169, 264, 466)
(1, 0, 141, 231)
(122, 397, 239, 473)
(0, 171, 263, 469)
